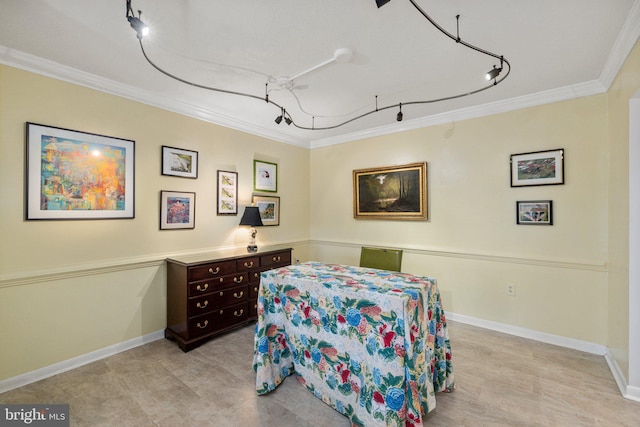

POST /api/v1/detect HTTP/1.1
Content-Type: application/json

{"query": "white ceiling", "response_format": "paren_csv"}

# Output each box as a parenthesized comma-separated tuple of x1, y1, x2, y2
(1, 0, 639, 148)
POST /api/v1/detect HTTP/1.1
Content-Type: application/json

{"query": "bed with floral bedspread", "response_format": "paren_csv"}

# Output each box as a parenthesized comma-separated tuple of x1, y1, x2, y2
(253, 262, 454, 427)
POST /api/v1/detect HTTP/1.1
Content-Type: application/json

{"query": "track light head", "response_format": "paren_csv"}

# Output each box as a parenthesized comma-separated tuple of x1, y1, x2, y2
(285, 116, 292, 125)
(128, 16, 149, 39)
(376, 0, 392, 8)
(396, 103, 403, 122)
(485, 65, 502, 81)
(275, 115, 283, 124)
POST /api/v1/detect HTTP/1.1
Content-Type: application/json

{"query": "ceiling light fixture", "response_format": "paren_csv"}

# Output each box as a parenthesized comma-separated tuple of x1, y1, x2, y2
(125, 0, 510, 131)
(126, 0, 149, 39)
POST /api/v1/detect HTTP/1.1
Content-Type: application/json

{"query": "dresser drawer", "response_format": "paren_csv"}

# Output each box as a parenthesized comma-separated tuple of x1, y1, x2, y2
(188, 285, 249, 316)
(187, 272, 248, 297)
(236, 257, 259, 271)
(188, 301, 249, 338)
(188, 260, 236, 282)
(260, 251, 291, 268)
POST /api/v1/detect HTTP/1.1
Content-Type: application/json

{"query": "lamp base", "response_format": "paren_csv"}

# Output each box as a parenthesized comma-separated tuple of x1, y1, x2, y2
(247, 244, 258, 253)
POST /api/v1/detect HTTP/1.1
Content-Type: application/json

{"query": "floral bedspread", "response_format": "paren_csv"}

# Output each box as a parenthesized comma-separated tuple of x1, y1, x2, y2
(253, 262, 454, 427)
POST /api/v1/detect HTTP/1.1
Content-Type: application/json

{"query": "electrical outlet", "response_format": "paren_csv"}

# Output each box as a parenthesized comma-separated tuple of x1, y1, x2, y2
(506, 284, 516, 296)
(295, 258, 300, 264)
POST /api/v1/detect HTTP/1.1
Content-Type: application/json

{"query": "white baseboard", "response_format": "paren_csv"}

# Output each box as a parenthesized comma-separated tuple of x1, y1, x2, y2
(447, 312, 607, 355)
(605, 349, 640, 403)
(0, 329, 165, 394)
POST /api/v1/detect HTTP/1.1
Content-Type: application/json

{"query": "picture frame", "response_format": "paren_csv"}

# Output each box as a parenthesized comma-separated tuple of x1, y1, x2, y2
(252, 195, 280, 226)
(162, 145, 198, 179)
(510, 149, 564, 187)
(25, 122, 135, 220)
(254, 160, 278, 192)
(353, 162, 427, 220)
(217, 170, 238, 215)
(516, 200, 553, 225)
(160, 191, 195, 230)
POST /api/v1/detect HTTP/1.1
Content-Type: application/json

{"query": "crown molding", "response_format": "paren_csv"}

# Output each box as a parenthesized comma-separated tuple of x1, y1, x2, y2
(599, 0, 640, 89)
(3, 0, 640, 153)
(0, 46, 308, 149)
(309, 80, 608, 148)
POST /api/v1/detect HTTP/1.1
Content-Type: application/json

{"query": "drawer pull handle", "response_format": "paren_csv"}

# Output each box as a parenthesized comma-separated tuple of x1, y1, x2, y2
(219, 310, 224, 315)
(197, 300, 209, 309)
(196, 320, 209, 329)
(244, 261, 254, 268)
(209, 266, 220, 275)
(234, 309, 244, 317)
(233, 291, 244, 298)
(196, 283, 209, 292)
(219, 291, 224, 297)
(272, 256, 281, 262)
(220, 278, 224, 283)
(253, 286, 258, 292)
(253, 273, 259, 278)
(233, 276, 244, 283)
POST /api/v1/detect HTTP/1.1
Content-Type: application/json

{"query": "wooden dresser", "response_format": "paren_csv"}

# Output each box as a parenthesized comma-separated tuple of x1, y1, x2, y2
(165, 247, 292, 351)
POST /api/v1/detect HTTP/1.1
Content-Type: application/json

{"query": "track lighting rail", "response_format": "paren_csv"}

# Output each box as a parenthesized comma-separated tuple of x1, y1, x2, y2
(125, 0, 510, 131)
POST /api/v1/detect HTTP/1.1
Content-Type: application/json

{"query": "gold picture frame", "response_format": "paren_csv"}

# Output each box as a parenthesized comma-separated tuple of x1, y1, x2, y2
(353, 162, 427, 220)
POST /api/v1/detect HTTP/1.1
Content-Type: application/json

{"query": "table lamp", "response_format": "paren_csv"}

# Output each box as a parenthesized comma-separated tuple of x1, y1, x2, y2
(239, 206, 264, 253)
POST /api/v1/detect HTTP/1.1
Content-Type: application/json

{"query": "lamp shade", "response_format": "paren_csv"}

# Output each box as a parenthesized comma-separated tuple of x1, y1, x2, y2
(239, 206, 264, 227)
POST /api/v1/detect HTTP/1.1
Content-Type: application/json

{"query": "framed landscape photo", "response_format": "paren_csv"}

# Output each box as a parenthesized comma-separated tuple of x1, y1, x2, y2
(25, 122, 135, 220)
(162, 146, 198, 179)
(516, 200, 553, 225)
(510, 149, 564, 187)
(252, 195, 280, 226)
(353, 162, 427, 220)
(160, 191, 195, 229)
(254, 160, 278, 192)
(217, 170, 238, 215)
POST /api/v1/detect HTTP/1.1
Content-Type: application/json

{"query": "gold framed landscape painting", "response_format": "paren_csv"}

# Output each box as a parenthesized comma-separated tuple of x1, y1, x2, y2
(353, 162, 427, 220)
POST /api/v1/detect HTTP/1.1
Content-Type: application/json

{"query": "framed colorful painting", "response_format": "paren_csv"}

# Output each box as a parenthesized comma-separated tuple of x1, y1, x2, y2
(510, 149, 564, 187)
(217, 170, 238, 215)
(160, 191, 195, 230)
(353, 162, 427, 220)
(161, 145, 198, 179)
(252, 195, 280, 226)
(253, 160, 278, 193)
(516, 200, 553, 225)
(25, 122, 135, 220)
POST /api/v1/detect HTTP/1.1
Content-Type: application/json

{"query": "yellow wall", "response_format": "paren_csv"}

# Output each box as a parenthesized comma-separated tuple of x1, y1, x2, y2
(0, 65, 311, 380)
(2, 38, 640, 384)
(310, 92, 610, 344)
(607, 39, 640, 378)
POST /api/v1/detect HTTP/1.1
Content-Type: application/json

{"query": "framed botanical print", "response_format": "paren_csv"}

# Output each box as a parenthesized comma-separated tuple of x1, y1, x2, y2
(254, 160, 278, 192)
(25, 122, 135, 220)
(160, 191, 195, 229)
(217, 170, 238, 215)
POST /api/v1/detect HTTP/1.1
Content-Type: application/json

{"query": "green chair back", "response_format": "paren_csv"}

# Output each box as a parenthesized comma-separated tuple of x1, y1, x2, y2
(359, 247, 403, 272)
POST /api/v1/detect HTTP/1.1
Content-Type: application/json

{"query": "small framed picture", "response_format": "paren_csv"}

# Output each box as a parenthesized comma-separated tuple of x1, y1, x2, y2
(510, 149, 564, 187)
(254, 160, 278, 192)
(252, 195, 280, 226)
(162, 146, 198, 179)
(160, 191, 195, 229)
(217, 170, 238, 215)
(516, 200, 553, 225)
